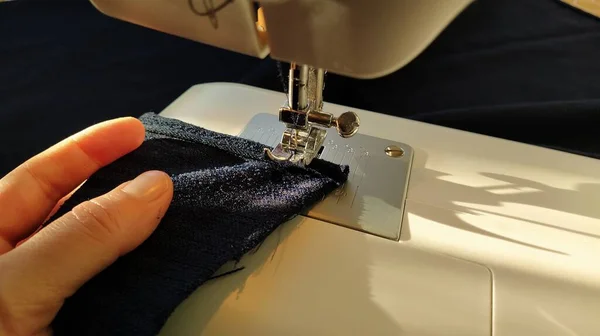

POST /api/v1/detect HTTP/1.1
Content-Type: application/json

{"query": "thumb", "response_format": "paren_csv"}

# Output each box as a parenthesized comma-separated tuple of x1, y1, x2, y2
(0, 171, 173, 333)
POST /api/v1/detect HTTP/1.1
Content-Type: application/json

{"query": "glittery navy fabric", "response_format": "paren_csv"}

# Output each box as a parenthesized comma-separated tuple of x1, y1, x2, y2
(49, 113, 349, 336)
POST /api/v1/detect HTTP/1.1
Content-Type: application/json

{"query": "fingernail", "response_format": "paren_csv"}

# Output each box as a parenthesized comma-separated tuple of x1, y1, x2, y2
(122, 171, 170, 200)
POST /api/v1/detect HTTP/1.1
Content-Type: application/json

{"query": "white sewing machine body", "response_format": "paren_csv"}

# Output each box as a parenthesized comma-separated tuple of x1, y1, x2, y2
(155, 83, 600, 336)
(88, 0, 600, 334)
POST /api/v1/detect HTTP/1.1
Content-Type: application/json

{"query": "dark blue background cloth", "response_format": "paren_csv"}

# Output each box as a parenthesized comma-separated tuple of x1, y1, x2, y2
(1, 0, 600, 173)
(48, 113, 349, 336)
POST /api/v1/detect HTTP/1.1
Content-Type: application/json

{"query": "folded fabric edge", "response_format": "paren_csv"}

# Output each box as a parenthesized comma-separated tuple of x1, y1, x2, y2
(139, 112, 350, 184)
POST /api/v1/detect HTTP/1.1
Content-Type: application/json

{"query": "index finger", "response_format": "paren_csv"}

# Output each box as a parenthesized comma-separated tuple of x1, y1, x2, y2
(0, 117, 145, 253)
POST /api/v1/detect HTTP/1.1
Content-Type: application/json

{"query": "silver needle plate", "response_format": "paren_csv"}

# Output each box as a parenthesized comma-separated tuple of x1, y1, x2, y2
(239, 113, 413, 241)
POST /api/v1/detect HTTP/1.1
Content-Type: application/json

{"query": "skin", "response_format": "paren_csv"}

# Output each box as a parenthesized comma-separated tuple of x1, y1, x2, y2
(0, 117, 174, 336)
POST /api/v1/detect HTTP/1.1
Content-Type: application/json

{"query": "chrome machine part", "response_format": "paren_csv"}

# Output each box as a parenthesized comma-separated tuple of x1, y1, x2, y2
(265, 63, 360, 166)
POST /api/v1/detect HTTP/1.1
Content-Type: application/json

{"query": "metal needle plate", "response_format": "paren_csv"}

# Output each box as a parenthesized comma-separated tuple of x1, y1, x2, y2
(240, 113, 414, 241)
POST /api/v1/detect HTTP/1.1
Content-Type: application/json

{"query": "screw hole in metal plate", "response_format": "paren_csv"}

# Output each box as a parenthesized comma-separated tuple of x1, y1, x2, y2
(385, 145, 404, 158)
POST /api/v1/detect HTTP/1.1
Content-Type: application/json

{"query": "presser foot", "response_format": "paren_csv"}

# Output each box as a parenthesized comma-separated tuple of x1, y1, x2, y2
(264, 107, 360, 166)
(264, 63, 360, 167)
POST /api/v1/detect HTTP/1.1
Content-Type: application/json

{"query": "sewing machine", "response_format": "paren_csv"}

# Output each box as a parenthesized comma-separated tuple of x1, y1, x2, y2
(90, 1, 600, 335)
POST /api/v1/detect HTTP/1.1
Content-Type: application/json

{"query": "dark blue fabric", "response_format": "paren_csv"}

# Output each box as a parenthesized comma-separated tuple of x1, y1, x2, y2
(48, 113, 348, 336)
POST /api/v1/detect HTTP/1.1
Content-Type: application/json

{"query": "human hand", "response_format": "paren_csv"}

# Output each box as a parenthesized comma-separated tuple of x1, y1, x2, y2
(0, 117, 174, 336)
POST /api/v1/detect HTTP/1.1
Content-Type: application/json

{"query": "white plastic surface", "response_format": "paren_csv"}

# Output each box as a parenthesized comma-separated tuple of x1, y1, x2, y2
(261, 0, 473, 78)
(159, 83, 600, 335)
(161, 217, 491, 336)
(89, 0, 471, 79)
(90, 0, 268, 58)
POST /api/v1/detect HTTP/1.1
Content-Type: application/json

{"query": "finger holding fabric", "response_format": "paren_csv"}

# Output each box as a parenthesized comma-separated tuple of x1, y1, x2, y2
(0, 118, 173, 336)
